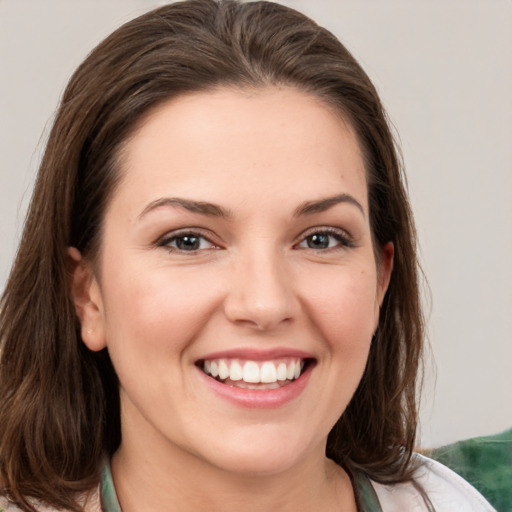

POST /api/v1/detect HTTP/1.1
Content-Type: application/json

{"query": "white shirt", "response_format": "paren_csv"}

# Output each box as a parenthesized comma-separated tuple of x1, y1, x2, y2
(0, 454, 497, 511)
(371, 454, 497, 511)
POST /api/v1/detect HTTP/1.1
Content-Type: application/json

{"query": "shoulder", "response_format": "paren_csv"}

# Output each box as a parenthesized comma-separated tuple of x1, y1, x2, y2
(370, 453, 496, 512)
(0, 486, 102, 512)
(0, 496, 22, 512)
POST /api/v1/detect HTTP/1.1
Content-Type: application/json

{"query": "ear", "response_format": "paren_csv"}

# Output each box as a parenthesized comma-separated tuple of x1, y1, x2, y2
(376, 241, 394, 307)
(67, 247, 107, 352)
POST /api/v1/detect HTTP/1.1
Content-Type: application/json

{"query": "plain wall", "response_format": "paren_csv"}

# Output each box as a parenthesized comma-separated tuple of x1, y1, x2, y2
(1, 0, 511, 448)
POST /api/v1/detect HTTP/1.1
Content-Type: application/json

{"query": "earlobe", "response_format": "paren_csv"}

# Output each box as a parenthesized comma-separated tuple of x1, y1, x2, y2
(67, 247, 107, 352)
(377, 242, 394, 306)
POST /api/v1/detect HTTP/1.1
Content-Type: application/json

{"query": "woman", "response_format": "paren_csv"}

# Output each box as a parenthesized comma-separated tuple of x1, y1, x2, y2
(0, 1, 495, 511)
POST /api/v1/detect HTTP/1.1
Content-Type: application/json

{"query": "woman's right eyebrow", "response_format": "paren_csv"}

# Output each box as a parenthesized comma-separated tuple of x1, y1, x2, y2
(138, 197, 233, 219)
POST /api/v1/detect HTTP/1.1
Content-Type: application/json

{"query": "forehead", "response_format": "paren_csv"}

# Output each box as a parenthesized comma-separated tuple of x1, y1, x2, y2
(112, 86, 368, 217)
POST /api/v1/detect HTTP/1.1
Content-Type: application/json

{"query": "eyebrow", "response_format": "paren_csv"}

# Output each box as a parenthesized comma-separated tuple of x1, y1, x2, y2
(139, 193, 365, 220)
(139, 197, 232, 219)
(293, 193, 365, 218)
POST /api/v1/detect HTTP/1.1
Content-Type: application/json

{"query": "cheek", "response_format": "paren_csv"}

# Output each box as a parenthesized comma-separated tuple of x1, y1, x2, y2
(294, 266, 378, 433)
(99, 259, 223, 367)
(298, 264, 379, 352)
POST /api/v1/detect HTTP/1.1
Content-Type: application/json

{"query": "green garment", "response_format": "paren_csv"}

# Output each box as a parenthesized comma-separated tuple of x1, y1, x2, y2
(428, 428, 512, 512)
(99, 463, 384, 512)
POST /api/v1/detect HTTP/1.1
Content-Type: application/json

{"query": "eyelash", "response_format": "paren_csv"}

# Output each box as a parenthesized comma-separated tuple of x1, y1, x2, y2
(295, 227, 354, 251)
(157, 229, 219, 253)
(157, 227, 354, 254)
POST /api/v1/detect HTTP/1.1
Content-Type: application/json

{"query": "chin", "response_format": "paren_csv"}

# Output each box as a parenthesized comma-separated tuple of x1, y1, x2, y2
(213, 451, 305, 478)
(194, 427, 321, 477)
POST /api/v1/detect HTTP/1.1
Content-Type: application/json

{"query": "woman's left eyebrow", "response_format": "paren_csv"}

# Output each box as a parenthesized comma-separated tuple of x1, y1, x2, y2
(293, 194, 365, 218)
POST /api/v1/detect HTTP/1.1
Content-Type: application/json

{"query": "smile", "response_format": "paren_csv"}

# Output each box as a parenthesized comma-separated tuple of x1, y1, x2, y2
(199, 358, 309, 389)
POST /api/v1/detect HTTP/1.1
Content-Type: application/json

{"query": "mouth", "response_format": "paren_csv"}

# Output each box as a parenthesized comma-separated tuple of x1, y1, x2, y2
(196, 357, 314, 390)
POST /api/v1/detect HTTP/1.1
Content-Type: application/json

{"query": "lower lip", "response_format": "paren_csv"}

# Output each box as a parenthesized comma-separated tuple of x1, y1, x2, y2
(197, 364, 313, 409)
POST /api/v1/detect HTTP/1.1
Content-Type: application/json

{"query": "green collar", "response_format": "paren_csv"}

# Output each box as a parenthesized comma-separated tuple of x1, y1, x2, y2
(100, 462, 383, 512)
(351, 470, 384, 511)
(100, 463, 122, 512)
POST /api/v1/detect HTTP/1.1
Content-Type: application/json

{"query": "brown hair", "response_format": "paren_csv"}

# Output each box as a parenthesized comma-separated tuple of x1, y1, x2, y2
(0, 1, 424, 510)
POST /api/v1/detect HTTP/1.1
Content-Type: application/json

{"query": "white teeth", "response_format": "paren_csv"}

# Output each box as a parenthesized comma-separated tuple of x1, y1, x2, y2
(218, 360, 229, 380)
(202, 358, 307, 385)
(286, 362, 295, 380)
(294, 361, 301, 380)
(229, 360, 243, 381)
(210, 361, 219, 378)
(243, 361, 260, 383)
(277, 363, 287, 381)
(260, 362, 277, 383)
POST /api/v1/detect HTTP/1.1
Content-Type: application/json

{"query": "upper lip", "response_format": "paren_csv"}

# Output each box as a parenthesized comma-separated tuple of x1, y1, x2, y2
(196, 347, 315, 362)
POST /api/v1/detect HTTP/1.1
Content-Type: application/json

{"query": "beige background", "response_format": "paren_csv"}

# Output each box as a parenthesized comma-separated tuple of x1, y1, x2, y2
(1, 0, 511, 448)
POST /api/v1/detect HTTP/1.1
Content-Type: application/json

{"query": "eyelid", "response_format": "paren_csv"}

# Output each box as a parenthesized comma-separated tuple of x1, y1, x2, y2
(156, 227, 222, 250)
(155, 225, 354, 252)
(295, 226, 355, 249)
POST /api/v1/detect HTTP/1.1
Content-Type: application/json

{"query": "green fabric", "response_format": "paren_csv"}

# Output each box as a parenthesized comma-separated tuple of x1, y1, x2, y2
(100, 462, 384, 512)
(100, 463, 122, 512)
(352, 471, 384, 511)
(428, 428, 512, 512)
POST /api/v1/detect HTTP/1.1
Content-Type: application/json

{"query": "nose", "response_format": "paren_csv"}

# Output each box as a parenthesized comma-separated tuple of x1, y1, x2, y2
(223, 248, 298, 331)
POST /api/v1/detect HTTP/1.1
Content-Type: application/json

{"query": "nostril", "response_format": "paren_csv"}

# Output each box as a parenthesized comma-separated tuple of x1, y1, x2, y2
(223, 267, 298, 331)
(226, 308, 295, 332)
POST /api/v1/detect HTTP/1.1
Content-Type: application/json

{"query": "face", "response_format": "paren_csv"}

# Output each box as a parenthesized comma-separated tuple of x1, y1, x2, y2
(73, 87, 393, 477)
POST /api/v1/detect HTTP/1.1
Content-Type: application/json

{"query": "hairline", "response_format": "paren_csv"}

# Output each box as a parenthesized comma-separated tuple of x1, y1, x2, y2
(86, 82, 385, 276)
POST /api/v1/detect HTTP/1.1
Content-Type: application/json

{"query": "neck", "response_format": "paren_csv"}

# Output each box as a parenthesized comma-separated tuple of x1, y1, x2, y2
(111, 437, 356, 512)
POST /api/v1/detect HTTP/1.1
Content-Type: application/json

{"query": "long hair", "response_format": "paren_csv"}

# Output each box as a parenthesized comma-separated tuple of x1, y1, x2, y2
(0, 1, 424, 510)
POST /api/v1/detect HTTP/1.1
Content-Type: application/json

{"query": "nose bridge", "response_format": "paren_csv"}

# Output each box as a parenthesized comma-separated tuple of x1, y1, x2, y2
(224, 241, 297, 330)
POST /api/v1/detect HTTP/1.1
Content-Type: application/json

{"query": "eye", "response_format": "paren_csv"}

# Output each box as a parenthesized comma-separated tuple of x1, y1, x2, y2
(296, 228, 353, 250)
(158, 231, 218, 252)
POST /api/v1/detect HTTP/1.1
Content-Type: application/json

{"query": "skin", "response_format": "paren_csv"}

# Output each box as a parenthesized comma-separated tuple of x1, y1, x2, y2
(70, 87, 393, 512)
